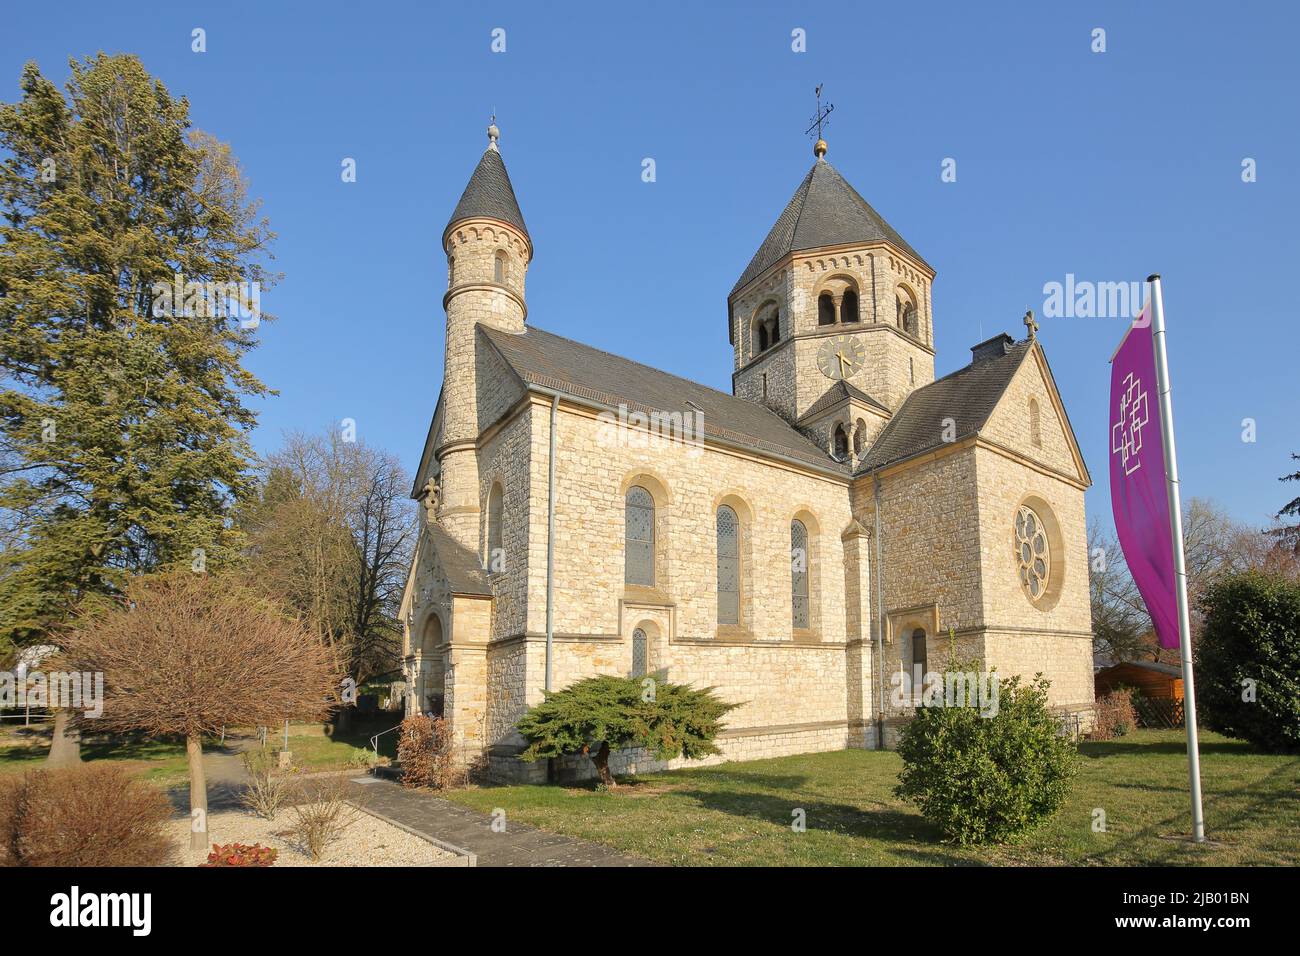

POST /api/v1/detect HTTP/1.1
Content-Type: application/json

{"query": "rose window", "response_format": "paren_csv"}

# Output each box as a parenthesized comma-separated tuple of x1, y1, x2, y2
(1015, 505, 1051, 603)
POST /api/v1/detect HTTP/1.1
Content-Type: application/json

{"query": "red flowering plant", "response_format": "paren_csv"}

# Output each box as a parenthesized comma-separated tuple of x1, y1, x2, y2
(201, 842, 279, 867)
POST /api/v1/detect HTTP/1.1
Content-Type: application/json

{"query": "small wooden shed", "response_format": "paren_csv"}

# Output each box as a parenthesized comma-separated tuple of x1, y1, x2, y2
(1094, 660, 1184, 701)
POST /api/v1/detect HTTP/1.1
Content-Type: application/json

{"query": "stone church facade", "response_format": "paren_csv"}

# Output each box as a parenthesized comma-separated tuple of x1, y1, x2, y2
(400, 125, 1095, 782)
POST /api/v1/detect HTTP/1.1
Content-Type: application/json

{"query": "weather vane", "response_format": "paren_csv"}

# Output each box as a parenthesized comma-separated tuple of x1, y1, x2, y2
(805, 84, 834, 156)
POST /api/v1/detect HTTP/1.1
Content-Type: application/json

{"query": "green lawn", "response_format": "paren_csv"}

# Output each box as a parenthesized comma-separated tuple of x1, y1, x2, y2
(0, 718, 402, 785)
(0, 732, 195, 787)
(443, 730, 1300, 866)
(275, 719, 400, 771)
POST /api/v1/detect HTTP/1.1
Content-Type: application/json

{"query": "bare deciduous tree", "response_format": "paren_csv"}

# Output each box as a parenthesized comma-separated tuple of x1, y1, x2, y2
(240, 431, 414, 716)
(61, 572, 339, 850)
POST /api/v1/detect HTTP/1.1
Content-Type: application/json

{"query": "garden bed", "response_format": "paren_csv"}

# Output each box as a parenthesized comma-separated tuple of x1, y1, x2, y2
(170, 802, 466, 867)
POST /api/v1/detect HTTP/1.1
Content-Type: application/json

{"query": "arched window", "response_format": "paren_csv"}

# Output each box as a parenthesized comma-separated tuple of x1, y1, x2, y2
(818, 293, 837, 326)
(448, 255, 456, 287)
(896, 288, 919, 337)
(791, 520, 810, 629)
(833, 423, 849, 460)
(624, 486, 655, 587)
(716, 505, 740, 625)
(911, 628, 927, 706)
(494, 250, 508, 283)
(853, 419, 866, 457)
(841, 289, 860, 323)
(486, 483, 504, 572)
(631, 627, 648, 677)
(1029, 397, 1042, 448)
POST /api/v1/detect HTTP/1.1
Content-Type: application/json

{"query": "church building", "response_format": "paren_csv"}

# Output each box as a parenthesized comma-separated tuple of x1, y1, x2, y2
(400, 123, 1095, 782)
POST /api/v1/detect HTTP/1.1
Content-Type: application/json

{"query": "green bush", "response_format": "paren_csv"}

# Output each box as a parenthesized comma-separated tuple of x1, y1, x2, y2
(515, 673, 738, 788)
(1197, 570, 1300, 753)
(894, 668, 1077, 845)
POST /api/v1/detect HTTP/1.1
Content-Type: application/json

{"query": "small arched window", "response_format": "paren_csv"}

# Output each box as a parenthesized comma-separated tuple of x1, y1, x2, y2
(853, 419, 866, 457)
(841, 289, 860, 323)
(716, 505, 740, 625)
(448, 255, 456, 287)
(494, 250, 508, 283)
(818, 293, 837, 326)
(791, 520, 810, 630)
(625, 486, 655, 587)
(1029, 397, 1042, 448)
(833, 423, 849, 460)
(486, 483, 504, 573)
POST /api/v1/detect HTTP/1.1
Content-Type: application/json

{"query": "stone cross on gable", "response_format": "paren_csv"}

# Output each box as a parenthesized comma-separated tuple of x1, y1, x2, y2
(1023, 310, 1038, 339)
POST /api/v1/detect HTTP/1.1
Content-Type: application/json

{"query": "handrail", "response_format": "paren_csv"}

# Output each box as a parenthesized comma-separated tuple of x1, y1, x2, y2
(369, 723, 402, 759)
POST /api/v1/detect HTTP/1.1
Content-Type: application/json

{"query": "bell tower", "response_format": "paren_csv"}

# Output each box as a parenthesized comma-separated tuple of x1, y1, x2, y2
(728, 136, 936, 436)
(436, 121, 531, 549)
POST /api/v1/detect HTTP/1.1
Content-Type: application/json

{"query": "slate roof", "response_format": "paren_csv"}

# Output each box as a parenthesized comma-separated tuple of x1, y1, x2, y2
(859, 337, 1033, 472)
(444, 147, 529, 245)
(731, 158, 929, 296)
(479, 325, 845, 474)
(798, 380, 892, 423)
(427, 522, 492, 596)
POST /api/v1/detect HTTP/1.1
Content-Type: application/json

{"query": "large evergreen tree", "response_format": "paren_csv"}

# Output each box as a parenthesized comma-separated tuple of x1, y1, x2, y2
(0, 54, 275, 653)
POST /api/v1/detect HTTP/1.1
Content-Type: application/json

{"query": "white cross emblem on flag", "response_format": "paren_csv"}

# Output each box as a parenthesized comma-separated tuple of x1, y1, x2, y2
(1111, 371, 1150, 476)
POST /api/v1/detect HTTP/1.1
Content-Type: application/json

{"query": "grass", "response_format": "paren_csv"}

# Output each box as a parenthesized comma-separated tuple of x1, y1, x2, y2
(0, 731, 194, 787)
(275, 719, 400, 771)
(443, 730, 1300, 866)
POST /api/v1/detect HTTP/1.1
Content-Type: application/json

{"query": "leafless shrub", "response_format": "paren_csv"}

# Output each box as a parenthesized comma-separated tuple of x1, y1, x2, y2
(0, 765, 176, 867)
(240, 746, 294, 820)
(288, 777, 360, 863)
(397, 714, 459, 790)
(1091, 688, 1139, 741)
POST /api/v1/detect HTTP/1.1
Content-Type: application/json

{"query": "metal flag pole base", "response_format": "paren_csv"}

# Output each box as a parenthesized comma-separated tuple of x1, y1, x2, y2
(1147, 274, 1207, 844)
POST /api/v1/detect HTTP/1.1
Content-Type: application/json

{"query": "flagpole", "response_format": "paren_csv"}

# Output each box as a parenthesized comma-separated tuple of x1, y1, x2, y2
(1147, 274, 1206, 843)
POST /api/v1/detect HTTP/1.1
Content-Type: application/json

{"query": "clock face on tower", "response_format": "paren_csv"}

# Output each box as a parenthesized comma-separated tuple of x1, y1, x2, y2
(816, 335, 866, 381)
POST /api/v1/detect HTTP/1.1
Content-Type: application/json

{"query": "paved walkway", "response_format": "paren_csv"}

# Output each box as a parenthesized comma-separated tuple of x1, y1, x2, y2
(348, 777, 653, 867)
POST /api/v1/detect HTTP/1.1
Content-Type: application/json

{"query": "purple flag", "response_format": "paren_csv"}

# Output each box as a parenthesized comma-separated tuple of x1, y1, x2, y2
(1109, 309, 1179, 649)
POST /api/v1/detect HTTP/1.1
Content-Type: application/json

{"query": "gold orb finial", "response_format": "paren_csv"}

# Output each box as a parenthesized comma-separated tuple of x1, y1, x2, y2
(814, 138, 828, 158)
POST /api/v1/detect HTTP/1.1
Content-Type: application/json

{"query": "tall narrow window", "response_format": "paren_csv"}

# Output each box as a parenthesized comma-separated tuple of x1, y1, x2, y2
(716, 505, 740, 625)
(911, 628, 928, 706)
(757, 323, 769, 353)
(791, 520, 810, 630)
(818, 293, 837, 326)
(486, 483, 504, 573)
(841, 289, 860, 323)
(631, 627, 648, 677)
(624, 486, 655, 586)
(1029, 397, 1042, 448)
(494, 250, 508, 283)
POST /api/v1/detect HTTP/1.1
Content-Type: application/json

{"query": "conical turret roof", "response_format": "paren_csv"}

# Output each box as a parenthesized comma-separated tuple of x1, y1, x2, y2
(444, 144, 529, 246)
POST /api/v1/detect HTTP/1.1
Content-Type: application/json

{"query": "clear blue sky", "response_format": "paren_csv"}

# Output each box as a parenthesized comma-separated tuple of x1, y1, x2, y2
(4, 1, 1296, 530)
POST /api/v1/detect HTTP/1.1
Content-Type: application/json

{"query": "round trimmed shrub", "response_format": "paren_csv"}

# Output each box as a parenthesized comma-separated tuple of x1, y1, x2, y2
(894, 671, 1077, 845)
(1197, 569, 1300, 753)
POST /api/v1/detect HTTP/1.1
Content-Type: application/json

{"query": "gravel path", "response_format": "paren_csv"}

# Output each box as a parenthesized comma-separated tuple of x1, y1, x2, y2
(170, 804, 459, 867)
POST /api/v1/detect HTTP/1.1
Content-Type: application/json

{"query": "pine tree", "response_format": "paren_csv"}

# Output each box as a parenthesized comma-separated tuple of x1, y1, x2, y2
(0, 54, 276, 653)
(515, 673, 738, 787)
(1277, 453, 1300, 553)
